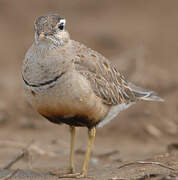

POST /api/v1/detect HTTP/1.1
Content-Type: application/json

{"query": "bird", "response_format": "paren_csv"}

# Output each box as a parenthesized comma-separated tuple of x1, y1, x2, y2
(22, 14, 164, 178)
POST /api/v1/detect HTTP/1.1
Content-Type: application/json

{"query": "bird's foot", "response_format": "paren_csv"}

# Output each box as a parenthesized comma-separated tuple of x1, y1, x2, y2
(57, 172, 87, 178)
(49, 168, 74, 176)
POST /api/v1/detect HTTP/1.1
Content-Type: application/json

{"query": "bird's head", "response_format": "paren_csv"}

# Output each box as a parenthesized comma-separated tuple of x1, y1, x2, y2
(34, 14, 69, 47)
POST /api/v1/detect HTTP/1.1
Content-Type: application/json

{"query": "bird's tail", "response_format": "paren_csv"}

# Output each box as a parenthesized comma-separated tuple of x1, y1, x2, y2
(128, 82, 164, 102)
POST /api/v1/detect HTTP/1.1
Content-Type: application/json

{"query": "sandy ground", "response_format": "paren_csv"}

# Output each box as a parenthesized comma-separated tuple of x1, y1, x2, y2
(0, 0, 178, 179)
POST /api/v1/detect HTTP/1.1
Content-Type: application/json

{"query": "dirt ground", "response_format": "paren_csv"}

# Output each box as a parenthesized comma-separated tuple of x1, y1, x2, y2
(0, 0, 178, 179)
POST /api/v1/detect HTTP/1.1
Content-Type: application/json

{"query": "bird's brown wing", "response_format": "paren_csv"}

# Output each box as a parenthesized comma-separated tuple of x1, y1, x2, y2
(72, 40, 135, 105)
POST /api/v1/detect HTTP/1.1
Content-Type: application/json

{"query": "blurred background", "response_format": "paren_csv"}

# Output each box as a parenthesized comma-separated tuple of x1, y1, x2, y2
(0, 0, 178, 179)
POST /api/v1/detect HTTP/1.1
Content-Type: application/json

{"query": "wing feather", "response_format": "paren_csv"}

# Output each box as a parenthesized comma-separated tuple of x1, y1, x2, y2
(72, 40, 135, 105)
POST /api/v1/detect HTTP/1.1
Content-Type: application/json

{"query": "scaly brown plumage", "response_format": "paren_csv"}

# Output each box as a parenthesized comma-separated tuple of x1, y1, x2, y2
(22, 14, 163, 178)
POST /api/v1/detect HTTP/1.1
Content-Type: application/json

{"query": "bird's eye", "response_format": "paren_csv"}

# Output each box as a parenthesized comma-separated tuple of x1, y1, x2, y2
(58, 23, 64, 30)
(58, 19, 66, 31)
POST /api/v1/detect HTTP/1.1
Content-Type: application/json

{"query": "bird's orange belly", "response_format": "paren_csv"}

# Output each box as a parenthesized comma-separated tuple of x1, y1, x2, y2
(24, 71, 109, 128)
(36, 92, 109, 128)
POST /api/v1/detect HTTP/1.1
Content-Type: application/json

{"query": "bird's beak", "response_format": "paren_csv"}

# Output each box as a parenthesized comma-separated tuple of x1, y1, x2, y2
(39, 32, 46, 39)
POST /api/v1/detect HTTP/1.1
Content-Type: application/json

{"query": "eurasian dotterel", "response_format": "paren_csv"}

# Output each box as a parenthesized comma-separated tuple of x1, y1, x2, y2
(22, 14, 163, 178)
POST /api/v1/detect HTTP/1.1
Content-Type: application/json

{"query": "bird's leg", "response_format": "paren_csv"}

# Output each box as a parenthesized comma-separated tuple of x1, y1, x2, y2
(49, 126, 76, 176)
(58, 127, 96, 178)
(81, 127, 96, 176)
(69, 126, 75, 173)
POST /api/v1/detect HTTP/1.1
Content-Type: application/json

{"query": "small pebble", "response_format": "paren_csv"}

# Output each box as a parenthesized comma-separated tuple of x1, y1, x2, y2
(90, 157, 99, 165)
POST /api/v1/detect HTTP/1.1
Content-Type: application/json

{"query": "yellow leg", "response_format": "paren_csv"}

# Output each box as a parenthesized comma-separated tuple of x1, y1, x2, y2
(49, 126, 76, 176)
(81, 127, 96, 176)
(58, 127, 96, 178)
(69, 126, 75, 173)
